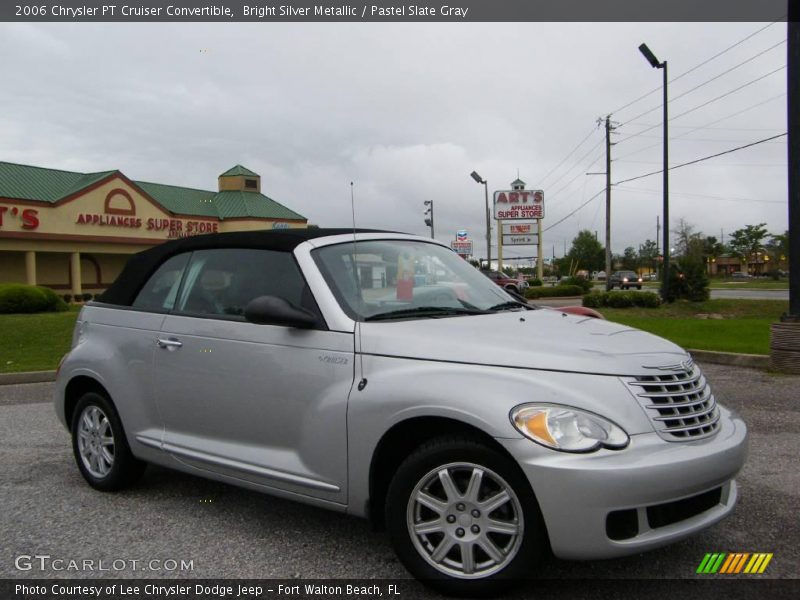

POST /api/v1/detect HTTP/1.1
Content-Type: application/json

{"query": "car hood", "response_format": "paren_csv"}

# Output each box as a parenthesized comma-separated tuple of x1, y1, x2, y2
(359, 308, 687, 376)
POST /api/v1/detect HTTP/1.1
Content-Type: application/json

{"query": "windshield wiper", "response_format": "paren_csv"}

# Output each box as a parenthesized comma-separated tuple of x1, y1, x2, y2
(488, 301, 532, 312)
(364, 306, 489, 321)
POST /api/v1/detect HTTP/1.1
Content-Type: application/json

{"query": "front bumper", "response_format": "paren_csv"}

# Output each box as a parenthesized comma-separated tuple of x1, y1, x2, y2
(498, 406, 748, 560)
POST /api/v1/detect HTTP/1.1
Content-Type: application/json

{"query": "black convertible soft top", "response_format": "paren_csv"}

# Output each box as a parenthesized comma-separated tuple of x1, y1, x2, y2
(99, 228, 392, 306)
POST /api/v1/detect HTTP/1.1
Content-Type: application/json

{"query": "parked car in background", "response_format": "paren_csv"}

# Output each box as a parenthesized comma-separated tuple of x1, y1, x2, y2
(481, 269, 529, 295)
(595, 271, 607, 281)
(55, 230, 747, 595)
(609, 270, 643, 290)
(731, 271, 753, 279)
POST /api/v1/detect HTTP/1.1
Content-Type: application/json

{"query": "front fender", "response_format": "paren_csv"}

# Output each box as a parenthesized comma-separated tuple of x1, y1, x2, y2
(346, 354, 652, 517)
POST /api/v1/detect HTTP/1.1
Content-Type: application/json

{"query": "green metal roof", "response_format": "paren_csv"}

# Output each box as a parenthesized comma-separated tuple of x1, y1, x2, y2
(219, 164, 259, 177)
(511, 178, 526, 186)
(212, 191, 306, 220)
(0, 162, 116, 202)
(134, 181, 219, 218)
(0, 161, 305, 221)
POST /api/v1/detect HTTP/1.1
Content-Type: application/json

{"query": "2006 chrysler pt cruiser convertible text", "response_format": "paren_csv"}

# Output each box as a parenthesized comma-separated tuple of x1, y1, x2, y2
(55, 229, 747, 595)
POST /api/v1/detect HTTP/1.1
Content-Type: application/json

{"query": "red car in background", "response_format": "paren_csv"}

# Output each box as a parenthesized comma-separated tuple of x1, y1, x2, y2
(481, 270, 529, 295)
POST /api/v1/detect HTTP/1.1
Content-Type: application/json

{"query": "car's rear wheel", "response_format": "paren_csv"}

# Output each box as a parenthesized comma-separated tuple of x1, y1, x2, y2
(71, 392, 145, 491)
(505, 285, 519, 295)
(385, 435, 546, 596)
(637, 285, 642, 290)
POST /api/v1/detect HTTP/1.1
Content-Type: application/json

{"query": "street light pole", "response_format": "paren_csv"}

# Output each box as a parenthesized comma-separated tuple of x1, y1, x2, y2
(471, 171, 492, 269)
(639, 43, 670, 302)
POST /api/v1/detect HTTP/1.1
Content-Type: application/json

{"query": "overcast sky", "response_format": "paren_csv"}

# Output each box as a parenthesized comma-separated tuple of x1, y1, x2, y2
(0, 22, 789, 262)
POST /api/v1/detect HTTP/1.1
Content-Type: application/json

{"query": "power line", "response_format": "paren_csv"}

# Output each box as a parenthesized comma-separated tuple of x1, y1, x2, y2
(615, 185, 786, 204)
(620, 39, 786, 127)
(618, 65, 786, 141)
(612, 133, 787, 185)
(547, 148, 605, 200)
(608, 21, 781, 116)
(543, 188, 606, 233)
(542, 136, 605, 191)
(614, 93, 786, 161)
(669, 65, 786, 122)
(537, 126, 601, 187)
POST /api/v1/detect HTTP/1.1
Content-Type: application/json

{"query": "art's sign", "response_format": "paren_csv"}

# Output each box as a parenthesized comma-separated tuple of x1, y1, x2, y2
(0, 205, 40, 230)
(493, 189, 544, 220)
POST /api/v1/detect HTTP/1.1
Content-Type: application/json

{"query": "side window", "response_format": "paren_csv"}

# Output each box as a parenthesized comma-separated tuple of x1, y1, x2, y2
(132, 253, 190, 312)
(174, 248, 314, 319)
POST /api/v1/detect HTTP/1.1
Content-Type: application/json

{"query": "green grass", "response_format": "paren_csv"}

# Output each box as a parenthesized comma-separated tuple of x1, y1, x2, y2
(0, 307, 80, 373)
(708, 279, 789, 289)
(601, 299, 788, 355)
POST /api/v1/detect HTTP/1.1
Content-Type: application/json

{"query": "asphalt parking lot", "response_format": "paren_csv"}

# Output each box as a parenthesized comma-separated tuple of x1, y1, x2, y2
(1, 364, 798, 588)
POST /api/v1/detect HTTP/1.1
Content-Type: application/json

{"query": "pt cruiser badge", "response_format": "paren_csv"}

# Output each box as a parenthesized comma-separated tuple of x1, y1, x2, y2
(55, 229, 748, 595)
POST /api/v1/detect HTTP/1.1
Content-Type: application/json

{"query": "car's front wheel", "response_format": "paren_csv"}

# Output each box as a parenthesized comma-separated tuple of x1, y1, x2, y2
(385, 435, 546, 596)
(71, 392, 146, 491)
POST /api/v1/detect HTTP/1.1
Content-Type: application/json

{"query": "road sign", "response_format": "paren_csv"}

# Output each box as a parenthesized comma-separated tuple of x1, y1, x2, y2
(502, 222, 537, 235)
(494, 189, 544, 220)
(451, 240, 473, 254)
(502, 234, 537, 246)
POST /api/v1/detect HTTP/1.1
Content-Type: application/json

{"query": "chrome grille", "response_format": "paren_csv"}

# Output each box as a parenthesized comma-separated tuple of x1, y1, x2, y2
(624, 359, 720, 441)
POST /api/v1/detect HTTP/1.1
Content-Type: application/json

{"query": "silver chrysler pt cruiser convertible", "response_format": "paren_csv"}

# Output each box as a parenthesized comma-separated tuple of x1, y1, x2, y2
(55, 229, 747, 595)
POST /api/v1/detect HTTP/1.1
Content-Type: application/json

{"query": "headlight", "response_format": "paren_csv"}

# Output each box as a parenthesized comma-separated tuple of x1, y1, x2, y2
(622, 277, 629, 282)
(510, 404, 629, 452)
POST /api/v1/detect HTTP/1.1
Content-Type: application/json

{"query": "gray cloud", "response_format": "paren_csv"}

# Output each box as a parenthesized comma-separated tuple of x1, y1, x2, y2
(0, 22, 788, 259)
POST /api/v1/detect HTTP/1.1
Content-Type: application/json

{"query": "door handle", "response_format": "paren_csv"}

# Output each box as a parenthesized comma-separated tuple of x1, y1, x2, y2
(157, 337, 183, 349)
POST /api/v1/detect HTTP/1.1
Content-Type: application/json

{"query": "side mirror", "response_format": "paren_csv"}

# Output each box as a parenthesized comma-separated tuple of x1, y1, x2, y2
(244, 295, 318, 328)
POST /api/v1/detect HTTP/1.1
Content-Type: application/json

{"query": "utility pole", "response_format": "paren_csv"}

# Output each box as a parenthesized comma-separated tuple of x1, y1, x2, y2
(588, 116, 615, 289)
(604, 116, 614, 290)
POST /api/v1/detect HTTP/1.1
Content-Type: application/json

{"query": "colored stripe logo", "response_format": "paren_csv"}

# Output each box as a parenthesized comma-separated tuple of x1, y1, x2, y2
(697, 552, 773, 574)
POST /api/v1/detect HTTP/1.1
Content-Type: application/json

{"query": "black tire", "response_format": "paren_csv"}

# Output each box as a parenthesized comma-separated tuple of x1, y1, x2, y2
(637, 285, 642, 290)
(71, 391, 146, 491)
(506, 285, 519, 295)
(385, 435, 547, 597)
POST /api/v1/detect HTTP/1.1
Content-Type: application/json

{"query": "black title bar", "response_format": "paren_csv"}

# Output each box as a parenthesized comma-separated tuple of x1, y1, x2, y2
(1, 0, 791, 23)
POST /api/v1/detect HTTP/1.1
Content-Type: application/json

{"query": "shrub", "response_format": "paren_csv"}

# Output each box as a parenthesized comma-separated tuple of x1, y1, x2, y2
(524, 285, 584, 299)
(582, 291, 606, 308)
(62, 294, 73, 303)
(528, 278, 543, 287)
(582, 290, 661, 309)
(605, 291, 636, 308)
(562, 275, 592, 294)
(82, 293, 93, 302)
(0, 284, 68, 314)
(635, 291, 661, 308)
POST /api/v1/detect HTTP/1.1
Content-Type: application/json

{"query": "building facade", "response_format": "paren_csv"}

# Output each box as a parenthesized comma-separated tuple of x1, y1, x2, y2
(0, 162, 307, 295)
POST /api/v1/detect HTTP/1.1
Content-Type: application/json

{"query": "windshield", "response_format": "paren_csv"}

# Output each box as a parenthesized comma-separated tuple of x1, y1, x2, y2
(313, 239, 526, 321)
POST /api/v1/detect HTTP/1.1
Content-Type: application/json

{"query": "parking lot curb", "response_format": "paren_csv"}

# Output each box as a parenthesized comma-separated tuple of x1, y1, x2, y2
(0, 370, 57, 385)
(688, 349, 770, 370)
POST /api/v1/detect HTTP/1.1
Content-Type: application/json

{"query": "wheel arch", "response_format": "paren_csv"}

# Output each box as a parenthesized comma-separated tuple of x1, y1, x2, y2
(64, 376, 114, 432)
(367, 416, 532, 530)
